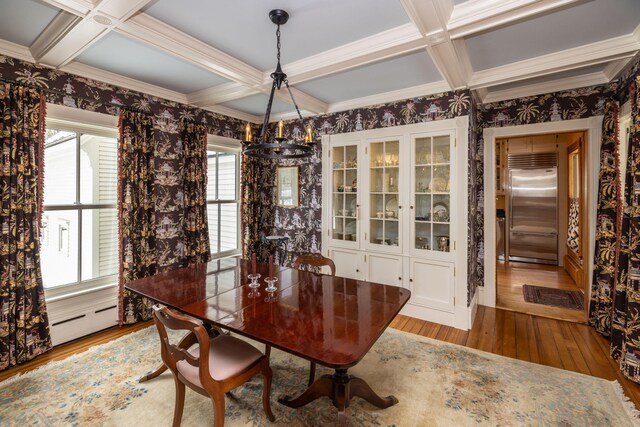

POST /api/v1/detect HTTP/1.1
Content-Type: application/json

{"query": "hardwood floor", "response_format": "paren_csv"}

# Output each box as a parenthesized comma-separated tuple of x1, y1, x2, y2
(496, 261, 587, 323)
(2, 307, 639, 411)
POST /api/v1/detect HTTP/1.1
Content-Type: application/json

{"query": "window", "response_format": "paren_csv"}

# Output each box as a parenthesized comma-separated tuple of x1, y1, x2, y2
(207, 145, 240, 258)
(41, 125, 118, 294)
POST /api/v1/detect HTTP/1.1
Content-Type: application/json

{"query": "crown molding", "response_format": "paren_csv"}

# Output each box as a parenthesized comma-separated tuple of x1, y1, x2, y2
(0, 39, 36, 62)
(481, 72, 609, 104)
(468, 32, 640, 89)
(40, 0, 94, 17)
(116, 13, 263, 86)
(326, 80, 451, 114)
(281, 23, 425, 85)
(201, 105, 262, 124)
(187, 82, 260, 107)
(448, 0, 580, 39)
(603, 58, 633, 81)
(61, 61, 189, 104)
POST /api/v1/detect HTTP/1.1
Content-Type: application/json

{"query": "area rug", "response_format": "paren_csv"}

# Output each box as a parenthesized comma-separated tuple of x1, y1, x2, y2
(522, 284, 584, 310)
(1, 327, 637, 426)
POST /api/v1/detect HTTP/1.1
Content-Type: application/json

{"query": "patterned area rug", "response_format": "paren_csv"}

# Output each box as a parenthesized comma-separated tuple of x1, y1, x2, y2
(522, 284, 584, 310)
(1, 326, 637, 426)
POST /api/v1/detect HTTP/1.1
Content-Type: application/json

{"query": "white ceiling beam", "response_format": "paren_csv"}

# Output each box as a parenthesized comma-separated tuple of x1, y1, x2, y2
(469, 32, 640, 89)
(401, 0, 471, 89)
(40, 0, 93, 17)
(448, 0, 581, 39)
(482, 71, 609, 104)
(282, 23, 425, 85)
(33, 0, 153, 68)
(187, 83, 260, 107)
(116, 14, 264, 86)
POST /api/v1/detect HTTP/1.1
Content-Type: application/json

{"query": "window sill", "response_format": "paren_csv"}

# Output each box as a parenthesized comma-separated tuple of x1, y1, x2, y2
(45, 282, 117, 303)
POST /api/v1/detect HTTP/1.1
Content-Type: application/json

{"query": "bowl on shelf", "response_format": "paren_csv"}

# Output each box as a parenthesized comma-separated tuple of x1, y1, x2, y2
(376, 211, 384, 218)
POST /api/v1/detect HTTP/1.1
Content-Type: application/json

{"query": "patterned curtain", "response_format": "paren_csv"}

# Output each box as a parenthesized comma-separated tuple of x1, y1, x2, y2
(611, 78, 640, 382)
(118, 110, 157, 325)
(0, 83, 52, 370)
(240, 156, 275, 260)
(589, 101, 621, 335)
(181, 121, 210, 265)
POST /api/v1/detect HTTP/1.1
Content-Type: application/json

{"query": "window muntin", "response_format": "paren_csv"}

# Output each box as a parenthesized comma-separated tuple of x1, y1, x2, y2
(41, 127, 118, 291)
(207, 148, 240, 258)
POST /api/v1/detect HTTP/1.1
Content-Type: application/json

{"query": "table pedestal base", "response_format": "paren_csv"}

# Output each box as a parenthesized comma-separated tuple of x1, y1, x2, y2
(278, 369, 398, 425)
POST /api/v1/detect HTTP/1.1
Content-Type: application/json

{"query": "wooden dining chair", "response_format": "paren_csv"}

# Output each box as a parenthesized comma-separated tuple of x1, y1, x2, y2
(152, 306, 275, 427)
(289, 253, 336, 386)
(292, 252, 336, 276)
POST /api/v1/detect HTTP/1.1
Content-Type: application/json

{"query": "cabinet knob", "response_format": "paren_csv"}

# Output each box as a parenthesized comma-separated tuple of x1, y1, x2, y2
(398, 277, 402, 281)
(356, 269, 360, 273)
(410, 206, 414, 209)
(356, 204, 360, 207)
(409, 278, 413, 282)
(398, 205, 402, 209)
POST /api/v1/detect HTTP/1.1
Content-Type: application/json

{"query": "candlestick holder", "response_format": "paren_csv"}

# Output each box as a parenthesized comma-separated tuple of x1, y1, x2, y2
(248, 273, 261, 289)
(264, 277, 278, 293)
(248, 288, 261, 299)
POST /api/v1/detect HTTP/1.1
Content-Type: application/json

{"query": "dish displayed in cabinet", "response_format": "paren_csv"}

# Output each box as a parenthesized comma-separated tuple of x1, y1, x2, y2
(432, 202, 449, 222)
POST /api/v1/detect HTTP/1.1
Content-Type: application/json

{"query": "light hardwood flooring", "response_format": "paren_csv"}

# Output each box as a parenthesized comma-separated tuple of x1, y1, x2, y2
(1, 307, 639, 411)
(496, 261, 587, 323)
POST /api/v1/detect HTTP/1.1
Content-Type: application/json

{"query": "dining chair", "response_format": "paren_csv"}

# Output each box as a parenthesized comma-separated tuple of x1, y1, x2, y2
(292, 252, 336, 276)
(289, 252, 337, 386)
(152, 306, 275, 427)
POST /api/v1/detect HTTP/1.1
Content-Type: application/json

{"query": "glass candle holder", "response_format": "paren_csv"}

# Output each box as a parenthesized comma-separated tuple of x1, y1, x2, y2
(248, 273, 261, 289)
(264, 277, 278, 293)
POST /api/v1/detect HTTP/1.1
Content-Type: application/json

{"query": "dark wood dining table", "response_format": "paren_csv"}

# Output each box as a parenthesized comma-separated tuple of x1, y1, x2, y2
(126, 257, 411, 425)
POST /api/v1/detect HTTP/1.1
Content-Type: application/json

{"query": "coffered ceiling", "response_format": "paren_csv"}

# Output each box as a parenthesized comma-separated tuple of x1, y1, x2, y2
(0, 0, 638, 123)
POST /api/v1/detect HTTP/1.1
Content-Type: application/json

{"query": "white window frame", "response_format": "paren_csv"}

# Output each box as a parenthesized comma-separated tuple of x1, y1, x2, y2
(207, 134, 241, 259)
(44, 105, 119, 301)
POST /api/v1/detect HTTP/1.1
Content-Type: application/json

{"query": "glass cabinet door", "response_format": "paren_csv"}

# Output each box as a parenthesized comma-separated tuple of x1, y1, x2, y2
(413, 134, 451, 253)
(331, 144, 358, 243)
(369, 139, 400, 248)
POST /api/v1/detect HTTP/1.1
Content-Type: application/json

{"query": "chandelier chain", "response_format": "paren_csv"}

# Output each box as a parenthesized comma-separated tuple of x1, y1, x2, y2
(276, 25, 281, 63)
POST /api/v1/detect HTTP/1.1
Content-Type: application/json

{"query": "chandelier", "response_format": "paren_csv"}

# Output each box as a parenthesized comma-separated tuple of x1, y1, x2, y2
(241, 9, 315, 160)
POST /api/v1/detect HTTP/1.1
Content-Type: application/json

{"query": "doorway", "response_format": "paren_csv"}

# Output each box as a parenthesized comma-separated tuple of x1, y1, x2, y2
(494, 132, 586, 322)
(481, 117, 603, 324)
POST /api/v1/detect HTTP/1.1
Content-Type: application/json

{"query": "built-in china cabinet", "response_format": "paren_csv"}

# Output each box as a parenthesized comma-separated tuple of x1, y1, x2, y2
(322, 118, 470, 330)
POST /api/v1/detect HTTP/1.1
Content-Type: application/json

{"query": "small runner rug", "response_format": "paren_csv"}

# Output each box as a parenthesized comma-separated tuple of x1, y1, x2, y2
(523, 284, 584, 310)
(1, 325, 636, 426)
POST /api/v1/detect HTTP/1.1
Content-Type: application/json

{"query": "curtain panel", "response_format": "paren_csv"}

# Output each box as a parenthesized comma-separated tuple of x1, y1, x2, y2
(0, 83, 52, 370)
(240, 156, 275, 261)
(612, 78, 640, 382)
(118, 110, 157, 325)
(589, 101, 621, 335)
(181, 122, 210, 265)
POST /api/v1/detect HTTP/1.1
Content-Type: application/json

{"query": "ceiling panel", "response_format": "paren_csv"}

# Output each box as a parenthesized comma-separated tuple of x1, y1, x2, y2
(466, 0, 640, 71)
(0, 0, 60, 46)
(76, 32, 230, 93)
(487, 63, 608, 92)
(143, 0, 411, 71)
(220, 93, 293, 117)
(295, 51, 442, 104)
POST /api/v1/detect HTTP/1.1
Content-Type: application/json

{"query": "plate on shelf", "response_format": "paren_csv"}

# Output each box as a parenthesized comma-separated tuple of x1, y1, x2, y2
(432, 202, 449, 222)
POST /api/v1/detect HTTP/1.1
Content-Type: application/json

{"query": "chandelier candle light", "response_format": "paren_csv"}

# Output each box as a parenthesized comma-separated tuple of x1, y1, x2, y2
(241, 9, 316, 160)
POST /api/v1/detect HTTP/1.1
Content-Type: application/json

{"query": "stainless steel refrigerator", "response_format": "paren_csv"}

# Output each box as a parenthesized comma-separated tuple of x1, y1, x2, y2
(507, 153, 558, 265)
